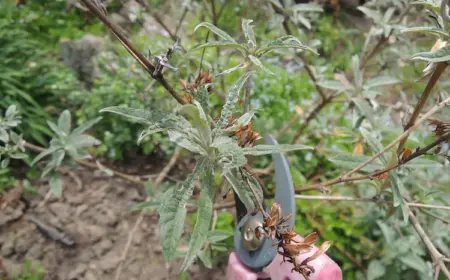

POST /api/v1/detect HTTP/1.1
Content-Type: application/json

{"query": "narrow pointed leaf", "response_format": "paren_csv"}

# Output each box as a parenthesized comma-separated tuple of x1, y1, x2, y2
(224, 170, 255, 210)
(197, 251, 212, 269)
(352, 97, 374, 123)
(207, 230, 233, 242)
(411, 45, 450, 62)
(49, 173, 63, 198)
(292, 3, 324, 12)
(30, 146, 61, 166)
(181, 166, 215, 272)
(190, 41, 249, 53)
(194, 22, 237, 43)
(357, 7, 381, 22)
(243, 144, 313, 156)
(328, 153, 384, 173)
(256, 35, 318, 56)
(317, 80, 351, 91)
(218, 72, 254, 128)
(159, 158, 207, 262)
(359, 127, 387, 164)
(58, 110, 71, 135)
(248, 55, 274, 75)
(216, 63, 246, 76)
(100, 106, 176, 125)
(401, 27, 450, 39)
(71, 117, 103, 136)
(242, 19, 256, 49)
(364, 76, 399, 89)
(68, 134, 101, 149)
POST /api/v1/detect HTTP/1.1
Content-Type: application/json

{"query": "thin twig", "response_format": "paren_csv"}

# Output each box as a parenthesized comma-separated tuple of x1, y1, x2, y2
(296, 99, 450, 192)
(80, 0, 186, 105)
(343, 97, 450, 178)
(409, 209, 450, 279)
(359, 4, 411, 70)
(114, 151, 181, 280)
(420, 209, 450, 224)
(397, 63, 448, 153)
(295, 195, 450, 211)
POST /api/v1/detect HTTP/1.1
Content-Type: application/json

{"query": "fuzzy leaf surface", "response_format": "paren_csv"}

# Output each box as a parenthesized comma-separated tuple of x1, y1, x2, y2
(159, 157, 207, 262)
(180, 165, 215, 272)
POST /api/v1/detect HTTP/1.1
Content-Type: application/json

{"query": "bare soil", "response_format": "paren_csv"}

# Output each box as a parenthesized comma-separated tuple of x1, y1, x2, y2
(0, 165, 226, 280)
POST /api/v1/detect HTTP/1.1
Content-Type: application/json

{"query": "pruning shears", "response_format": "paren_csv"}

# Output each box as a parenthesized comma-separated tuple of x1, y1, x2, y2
(227, 134, 342, 280)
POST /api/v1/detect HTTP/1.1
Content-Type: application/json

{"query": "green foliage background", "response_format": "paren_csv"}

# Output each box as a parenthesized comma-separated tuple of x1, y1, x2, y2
(2, 0, 450, 279)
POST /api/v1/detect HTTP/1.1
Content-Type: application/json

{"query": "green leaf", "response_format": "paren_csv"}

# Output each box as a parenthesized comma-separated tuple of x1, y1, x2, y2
(401, 27, 450, 39)
(57, 110, 71, 136)
(367, 260, 386, 280)
(351, 55, 363, 88)
(411, 1, 441, 13)
(130, 201, 160, 211)
(181, 166, 215, 272)
(71, 117, 103, 136)
(357, 7, 381, 22)
(328, 153, 384, 173)
(243, 144, 313, 156)
(404, 158, 440, 168)
(359, 128, 387, 164)
(364, 76, 400, 89)
(400, 253, 428, 273)
(224, 169, 255, 210)
(256, 35, 318, 56)
(217, 72, 254, 128)
(5, 105, 17, 118)
(159, 157, 207, 262)
(168, 131, 206, 155)
(197, 251, 212, 269)
(49, 173, 63, 198)
(47, 121, 62, 137)
(207, 230, 233, 242)
(0, 128, 8, 143)
(194, 22, 237, 43)
(190, 41, 249, 54)
(389, 174, 405, 207)
(1, 158, 10, 168)
(317, 80, 352, 91)
(9, 153, 28, 160)
(242, 19, 256, 49)
(194, 86, 211, 116)
(411, 45, 450, 62)
(68, 134, 101, 149)
(216, 63, 246, 76)
(353, 98, 374, 123)
(100, 106, 176, 125)
(213, 137, 247, 171)
(292, 3, 324, 12)
(30, 146, 61, 166)
(248, 55, 274, 75)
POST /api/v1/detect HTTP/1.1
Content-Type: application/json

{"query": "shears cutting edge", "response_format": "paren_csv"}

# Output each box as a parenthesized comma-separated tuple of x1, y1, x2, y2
(233, 134, 296, 271)
(228, 134, 342, 280)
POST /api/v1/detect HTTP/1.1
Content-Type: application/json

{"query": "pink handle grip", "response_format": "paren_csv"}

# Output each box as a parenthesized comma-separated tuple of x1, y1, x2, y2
(227, 242, 342, 280)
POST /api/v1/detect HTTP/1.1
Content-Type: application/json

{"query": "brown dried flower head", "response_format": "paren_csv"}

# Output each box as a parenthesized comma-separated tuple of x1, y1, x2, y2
(429, 119, 450, 138)
(180, 71, 213, 93)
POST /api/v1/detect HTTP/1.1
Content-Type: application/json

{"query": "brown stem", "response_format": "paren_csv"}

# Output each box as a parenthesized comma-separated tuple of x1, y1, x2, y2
(409, 210, 450, 279)
(295, 195, 450, 211)
(359, 4, 411, 70)
(80, 0, 186, 105)
(397, 62, 448, 153)
(296, 128, 450, 193)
